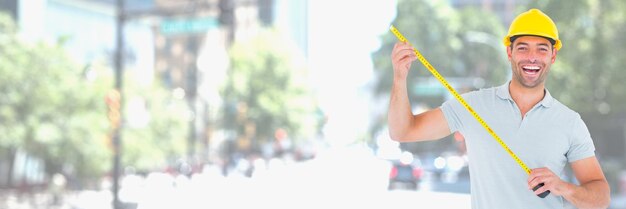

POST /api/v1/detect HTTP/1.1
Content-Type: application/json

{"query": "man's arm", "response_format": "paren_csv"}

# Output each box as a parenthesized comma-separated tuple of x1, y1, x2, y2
(565, 156, 611, 209)
(388, 42, 451, 142)
(528, 156, 610, 209)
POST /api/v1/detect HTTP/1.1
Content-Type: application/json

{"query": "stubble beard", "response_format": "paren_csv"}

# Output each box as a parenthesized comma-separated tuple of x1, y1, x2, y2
(511, 62, 549, 89)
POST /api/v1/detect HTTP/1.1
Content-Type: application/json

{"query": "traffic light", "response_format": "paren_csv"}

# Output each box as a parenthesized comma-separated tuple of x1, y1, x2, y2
(105, 89, 121, 129)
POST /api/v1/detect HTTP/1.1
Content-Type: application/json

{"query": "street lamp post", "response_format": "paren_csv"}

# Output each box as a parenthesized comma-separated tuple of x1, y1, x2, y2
(112, 0, 125, 208)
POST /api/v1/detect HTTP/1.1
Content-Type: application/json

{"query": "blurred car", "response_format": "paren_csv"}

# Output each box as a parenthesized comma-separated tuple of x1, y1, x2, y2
(432, 152, 468, 183)
(388, 151, 423, 190)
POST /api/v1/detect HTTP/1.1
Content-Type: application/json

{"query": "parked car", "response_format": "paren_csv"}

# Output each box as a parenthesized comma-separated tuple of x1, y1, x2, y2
(432, 151, 468, 183)
(388, 151, 423, 190)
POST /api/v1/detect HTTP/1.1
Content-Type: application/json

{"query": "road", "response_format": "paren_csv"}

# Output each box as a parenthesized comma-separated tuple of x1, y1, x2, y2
(2, 147, 471, 209)
(6, 145, 626, 209)
(8, 147, 626, 209)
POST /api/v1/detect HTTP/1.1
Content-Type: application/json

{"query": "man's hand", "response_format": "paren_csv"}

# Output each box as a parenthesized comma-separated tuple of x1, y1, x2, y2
(387, 41, 451, 143)
(528, 167, 570, 197)
(391, 41, 417, 80)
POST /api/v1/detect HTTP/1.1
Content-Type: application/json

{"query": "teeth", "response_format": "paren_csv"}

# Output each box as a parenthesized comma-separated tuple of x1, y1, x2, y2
(522, 65, 540, 75)
(523, 66, 540, 70)
(525, 70, 538, 75)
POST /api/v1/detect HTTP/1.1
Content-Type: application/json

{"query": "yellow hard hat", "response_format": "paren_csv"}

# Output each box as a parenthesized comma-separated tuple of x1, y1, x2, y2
(503, 8, 562, 50)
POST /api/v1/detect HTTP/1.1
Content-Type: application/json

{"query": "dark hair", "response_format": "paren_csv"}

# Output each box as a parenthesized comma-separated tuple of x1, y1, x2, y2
(510, 35, 556, 49)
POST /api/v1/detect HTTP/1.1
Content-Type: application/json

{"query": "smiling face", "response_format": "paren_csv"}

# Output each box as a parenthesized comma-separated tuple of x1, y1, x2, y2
(507, 35, 557, 89)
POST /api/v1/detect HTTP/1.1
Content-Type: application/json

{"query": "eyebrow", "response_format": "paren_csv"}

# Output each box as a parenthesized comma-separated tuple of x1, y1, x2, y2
(514, 42, 551, 48)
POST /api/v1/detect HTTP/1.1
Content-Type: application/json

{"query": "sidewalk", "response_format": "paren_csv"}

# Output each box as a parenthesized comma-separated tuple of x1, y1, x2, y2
(0, 189, 67, 209)
(0, 189, 113, 209)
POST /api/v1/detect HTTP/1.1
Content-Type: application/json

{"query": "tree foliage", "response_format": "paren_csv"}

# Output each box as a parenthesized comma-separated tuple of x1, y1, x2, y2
(120, 72, 189, 171)
(372, 0, 508, 104)
(221, 28, 320, 148)
(0, 13, 111, 180)
(455, 7, 509, 86)
(373, 0, 458, 99)
(0, 12, 190, 184)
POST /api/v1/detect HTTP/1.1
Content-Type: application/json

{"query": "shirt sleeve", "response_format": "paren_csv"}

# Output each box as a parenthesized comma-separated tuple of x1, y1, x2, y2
(566, 116, 596, 162)
(440, 93, 470, 134)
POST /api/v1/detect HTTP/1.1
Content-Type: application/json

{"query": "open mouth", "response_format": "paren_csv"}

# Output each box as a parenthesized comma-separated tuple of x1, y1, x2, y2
(522, 65, 541, 75)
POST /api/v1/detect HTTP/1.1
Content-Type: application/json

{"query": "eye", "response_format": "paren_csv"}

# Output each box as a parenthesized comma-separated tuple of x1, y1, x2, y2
(516, 46, 528, 51)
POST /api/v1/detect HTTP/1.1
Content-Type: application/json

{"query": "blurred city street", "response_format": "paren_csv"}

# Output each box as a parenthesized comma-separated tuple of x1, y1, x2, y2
(2, 0, 626, 209)
(4, 144, 626, 209)
(1, 146, 472, 209)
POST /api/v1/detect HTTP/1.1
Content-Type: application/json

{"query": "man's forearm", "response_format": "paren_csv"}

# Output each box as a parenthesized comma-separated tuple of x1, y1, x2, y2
(388, 78, 413, 141)
(563, 179, 610, 209)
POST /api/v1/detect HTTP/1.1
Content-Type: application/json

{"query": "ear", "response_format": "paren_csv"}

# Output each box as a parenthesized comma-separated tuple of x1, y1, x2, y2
(506, 46, 513, 61)
(551, 49, 557, 64)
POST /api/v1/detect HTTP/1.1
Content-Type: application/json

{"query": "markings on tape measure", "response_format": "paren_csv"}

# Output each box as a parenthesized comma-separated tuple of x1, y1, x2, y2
(390, 25, 531, 175)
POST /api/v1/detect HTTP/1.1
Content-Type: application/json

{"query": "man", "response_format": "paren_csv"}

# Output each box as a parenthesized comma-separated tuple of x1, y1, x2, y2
(388, 8, 610, 209)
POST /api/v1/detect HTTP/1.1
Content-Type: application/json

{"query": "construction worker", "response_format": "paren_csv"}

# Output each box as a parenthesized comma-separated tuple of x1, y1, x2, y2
(388, 8, 610, 208)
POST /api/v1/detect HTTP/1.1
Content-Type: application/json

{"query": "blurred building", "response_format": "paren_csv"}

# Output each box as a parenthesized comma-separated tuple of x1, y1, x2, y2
(13, 0, 154, 71)
(273, 0, 307, 57)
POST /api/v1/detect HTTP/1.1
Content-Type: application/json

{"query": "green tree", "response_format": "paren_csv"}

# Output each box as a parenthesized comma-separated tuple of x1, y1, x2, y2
(121, 74, 189, 171)
(372, 0, 460, 102)
(0, 13, 111, 184)
(221, 28, 320, 152)
(370, 1, 508, 151)
(456, 7, 509, 87)
(0, 12, 191, 186)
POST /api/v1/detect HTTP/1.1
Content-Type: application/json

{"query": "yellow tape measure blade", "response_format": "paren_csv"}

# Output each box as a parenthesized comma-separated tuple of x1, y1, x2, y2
(388, 25, 532, 175)
(389, 24, 548, 197)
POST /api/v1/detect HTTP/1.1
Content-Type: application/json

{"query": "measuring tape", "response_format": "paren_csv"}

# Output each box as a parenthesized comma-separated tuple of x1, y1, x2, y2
(390, 25, 550, 198)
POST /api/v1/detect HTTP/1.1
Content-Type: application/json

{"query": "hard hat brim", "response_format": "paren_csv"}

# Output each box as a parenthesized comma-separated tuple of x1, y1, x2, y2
(503, 34, 562, 50)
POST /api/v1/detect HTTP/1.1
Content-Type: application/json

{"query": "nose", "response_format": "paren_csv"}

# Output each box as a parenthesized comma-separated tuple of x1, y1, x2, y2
(528, 50, 538, 63)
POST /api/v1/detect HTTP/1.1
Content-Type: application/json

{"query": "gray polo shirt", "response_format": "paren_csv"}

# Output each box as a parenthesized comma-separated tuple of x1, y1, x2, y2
(441, 81, 595, 209)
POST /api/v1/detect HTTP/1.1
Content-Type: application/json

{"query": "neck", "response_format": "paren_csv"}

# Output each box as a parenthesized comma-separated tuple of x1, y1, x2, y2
(508, 81, 546, 116)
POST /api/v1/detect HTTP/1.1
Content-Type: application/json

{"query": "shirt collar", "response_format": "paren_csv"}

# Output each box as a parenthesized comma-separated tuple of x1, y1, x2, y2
(496, 81, 554, 108)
